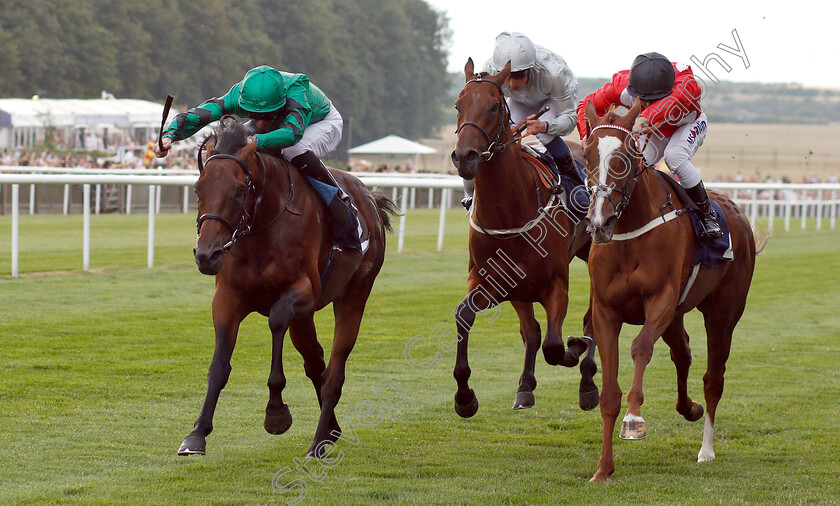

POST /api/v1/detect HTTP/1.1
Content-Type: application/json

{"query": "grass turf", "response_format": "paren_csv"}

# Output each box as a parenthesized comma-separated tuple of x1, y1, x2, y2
(0, 210, 838, 504)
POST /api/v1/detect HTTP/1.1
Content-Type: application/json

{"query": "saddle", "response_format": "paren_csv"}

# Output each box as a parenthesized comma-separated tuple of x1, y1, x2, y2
(519, 144, 590, 222)
(656, 171, 733, 269)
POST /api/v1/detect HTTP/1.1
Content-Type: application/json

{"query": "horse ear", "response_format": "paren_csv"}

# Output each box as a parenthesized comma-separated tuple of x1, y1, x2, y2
(464, 58, 475, 81)
(627, 97, 642, 121)
(240, 136, 258, 158)
(585, 100, 598, 124)
(494, 61, 512, 84)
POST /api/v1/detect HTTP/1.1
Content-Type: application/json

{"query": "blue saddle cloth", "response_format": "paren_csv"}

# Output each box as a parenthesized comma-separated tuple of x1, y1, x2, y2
(685, 200, 734, 269)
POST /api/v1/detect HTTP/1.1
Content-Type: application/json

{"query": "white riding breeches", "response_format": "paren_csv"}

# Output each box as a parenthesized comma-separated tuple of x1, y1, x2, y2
(282, 101, 343, 161)
(640, 112, 707, 188)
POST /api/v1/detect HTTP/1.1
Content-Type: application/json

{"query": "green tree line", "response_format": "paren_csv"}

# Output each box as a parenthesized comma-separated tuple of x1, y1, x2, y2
(0, 0, 452, 145)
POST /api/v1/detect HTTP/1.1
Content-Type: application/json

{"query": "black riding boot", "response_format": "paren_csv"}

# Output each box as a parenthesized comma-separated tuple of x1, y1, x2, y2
(290, 151, 363, 251)
(554, 151, 584, 187)
(684, 181, 723, 239)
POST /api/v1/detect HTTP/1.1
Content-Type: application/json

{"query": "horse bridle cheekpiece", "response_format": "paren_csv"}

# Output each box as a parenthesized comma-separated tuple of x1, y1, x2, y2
(196, 150, 266, 251)
(587, 124, 647, 220)
(455, 75, 513, 162)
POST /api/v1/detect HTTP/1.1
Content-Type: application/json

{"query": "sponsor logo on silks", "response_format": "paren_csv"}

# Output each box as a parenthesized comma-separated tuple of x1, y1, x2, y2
(686, 120, 707, 145)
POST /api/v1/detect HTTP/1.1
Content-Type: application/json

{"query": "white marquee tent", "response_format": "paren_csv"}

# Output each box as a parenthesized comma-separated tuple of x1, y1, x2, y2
(348, 134, 436, 155)
(0, 97, 178, 150)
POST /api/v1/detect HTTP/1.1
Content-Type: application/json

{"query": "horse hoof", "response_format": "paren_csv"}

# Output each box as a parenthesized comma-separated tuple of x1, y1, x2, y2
(567, 335, 591, 355)
(264, 404, 293, 435)
(619, 414, 647, 440)
(689, 403, 704, 422)
(541, 339, 564, 366)
(579, 387, 600, 411)
(178, 435, 206, 455)
(512, 391, 535, 410)
(454, 390, 479, 418)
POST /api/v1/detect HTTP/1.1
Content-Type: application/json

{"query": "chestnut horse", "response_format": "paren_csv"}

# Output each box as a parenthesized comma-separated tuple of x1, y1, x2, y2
(582, 99, 764, 481)
(180, 116, 397, 457)
(449, 58, 598, 418)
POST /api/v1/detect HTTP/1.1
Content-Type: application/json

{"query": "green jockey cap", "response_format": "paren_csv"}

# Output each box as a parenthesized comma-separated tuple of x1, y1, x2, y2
(238, 65, 287, 113)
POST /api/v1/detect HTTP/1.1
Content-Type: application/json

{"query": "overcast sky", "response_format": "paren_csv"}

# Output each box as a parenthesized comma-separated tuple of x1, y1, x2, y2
(423, 0, 839, 89)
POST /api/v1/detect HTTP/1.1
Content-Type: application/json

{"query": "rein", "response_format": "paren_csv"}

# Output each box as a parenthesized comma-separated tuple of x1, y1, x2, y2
(454, 75, 515, 162)
(587, 124, 648, 222)
(587, 124, 685, 239)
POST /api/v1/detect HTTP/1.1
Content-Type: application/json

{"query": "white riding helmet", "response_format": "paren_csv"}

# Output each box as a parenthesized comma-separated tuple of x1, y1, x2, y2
(491, 31, 537, 72)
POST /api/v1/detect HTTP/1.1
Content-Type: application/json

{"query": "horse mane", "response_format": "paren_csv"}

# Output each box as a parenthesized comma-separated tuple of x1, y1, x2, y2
(213, 115, 249, 155)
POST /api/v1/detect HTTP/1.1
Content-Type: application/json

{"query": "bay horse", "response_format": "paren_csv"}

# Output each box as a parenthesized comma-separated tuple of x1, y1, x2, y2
(180, 116, 397, 457)
(582, 99, 765, 481)
(449, 58, 599, 418)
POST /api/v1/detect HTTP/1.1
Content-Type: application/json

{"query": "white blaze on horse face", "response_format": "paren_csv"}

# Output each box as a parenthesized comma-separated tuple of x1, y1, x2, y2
(592, 135, 622, 227)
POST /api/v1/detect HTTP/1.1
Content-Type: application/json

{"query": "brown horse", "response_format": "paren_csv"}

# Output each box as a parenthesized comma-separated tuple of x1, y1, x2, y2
(180, 116, 397, 457)
(449, 58, 598, 417)
(582, 99, 765, 481)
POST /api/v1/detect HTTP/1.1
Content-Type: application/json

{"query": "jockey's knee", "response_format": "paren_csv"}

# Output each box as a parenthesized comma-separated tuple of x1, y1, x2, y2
(666, 155, 702, 188)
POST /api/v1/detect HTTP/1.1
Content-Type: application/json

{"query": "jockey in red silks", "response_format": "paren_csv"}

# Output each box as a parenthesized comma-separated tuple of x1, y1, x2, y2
(577, 52, 722, 238)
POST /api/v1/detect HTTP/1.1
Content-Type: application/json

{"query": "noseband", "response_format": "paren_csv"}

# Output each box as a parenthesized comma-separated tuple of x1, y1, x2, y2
(196, 152, 266, 251)
(587, 124, 647, 220)
(455, 75, 512, 161)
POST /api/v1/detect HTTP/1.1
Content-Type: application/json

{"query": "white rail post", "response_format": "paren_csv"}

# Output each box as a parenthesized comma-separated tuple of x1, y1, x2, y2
(95, 184, 101, 215)
(183, 186, 190, 213)
(437, 188, 448, 252)
(831, 190, 836, 230)
(147, 185, 156, 268)
(63, 184, 70, 215)
(428, 188, 434, 209)
(816, 190, 823, 230)
(126, 185, 133, 215)
(29, 184, 35, 215)
(397, 187, 409, 253)
(11, 184, 19, 278)
(802, 203, 807, 230)
(83, 184, 91, 272)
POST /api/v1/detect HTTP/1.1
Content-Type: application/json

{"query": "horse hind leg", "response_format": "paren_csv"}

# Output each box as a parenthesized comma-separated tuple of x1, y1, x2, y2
(661, 315, 704, 423)
(698, 308, 740, 463)
(288, 314, 338, 435)
(510, 302, 541, 409)
(307, 283, 371, 457)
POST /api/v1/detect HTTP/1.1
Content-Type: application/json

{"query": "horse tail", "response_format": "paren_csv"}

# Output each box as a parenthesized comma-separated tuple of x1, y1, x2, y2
(752, 225, 772, 255)
(373, 190, 400, 233)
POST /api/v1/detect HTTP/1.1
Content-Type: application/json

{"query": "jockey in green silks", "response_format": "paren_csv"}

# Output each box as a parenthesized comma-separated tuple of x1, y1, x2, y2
(156, 65, 365, 252)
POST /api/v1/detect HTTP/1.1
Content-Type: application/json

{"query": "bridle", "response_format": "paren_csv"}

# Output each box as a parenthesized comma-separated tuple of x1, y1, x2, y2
(454, 75, 514, 162)
(194, 141, 296, 252)
(587, 124, 648, 221)
(196, 152, 264, 251)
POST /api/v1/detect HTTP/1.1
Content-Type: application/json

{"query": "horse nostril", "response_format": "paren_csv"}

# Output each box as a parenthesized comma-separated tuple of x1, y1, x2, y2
(450, 150, 460, 169)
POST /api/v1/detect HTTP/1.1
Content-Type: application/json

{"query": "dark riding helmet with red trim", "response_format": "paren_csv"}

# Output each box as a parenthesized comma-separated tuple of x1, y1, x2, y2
(627, 52, 675, 101)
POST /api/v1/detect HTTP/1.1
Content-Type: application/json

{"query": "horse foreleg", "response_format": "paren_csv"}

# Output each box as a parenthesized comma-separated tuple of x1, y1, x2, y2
(591, 303, 623, 482)
(578, 301, 600, 411)
(621, 295, 677, 441)
(264, 286, 315, 436)
(453, 296, 479, 418)
(541, 279, 585, 367)
(510, 302, 541, 409)
(307, 285, 369, 458)
(661, 315, 704, 423)
(178, 298, 242, 455)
